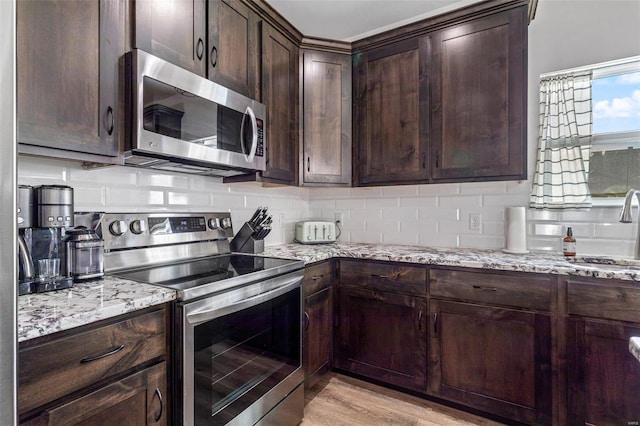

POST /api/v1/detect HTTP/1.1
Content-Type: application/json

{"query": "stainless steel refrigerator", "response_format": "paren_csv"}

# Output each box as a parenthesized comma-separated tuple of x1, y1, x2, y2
(1, 0, 18, 424)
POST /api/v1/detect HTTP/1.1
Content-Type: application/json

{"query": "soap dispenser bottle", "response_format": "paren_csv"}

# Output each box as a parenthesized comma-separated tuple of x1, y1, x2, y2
(563, 227, 576, 257)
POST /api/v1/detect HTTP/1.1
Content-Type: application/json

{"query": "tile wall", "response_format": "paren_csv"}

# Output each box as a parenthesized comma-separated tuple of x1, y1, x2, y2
(19, 156, 638, 257)
(308, 180, 638, 258)
(18, 156, 311, 246)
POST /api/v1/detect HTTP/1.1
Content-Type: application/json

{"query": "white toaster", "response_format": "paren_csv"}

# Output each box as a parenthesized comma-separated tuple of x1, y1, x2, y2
(295, 220, 337, 244)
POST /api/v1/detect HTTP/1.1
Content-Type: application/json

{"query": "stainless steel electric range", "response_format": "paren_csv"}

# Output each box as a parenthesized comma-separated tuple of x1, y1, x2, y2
(78, 212, 305, 426)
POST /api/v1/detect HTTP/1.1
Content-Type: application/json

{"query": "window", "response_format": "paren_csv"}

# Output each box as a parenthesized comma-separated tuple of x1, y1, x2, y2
(588, 59, 640, 198)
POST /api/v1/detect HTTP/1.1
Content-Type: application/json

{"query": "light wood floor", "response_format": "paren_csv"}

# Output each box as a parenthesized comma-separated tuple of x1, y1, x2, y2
(301, 374, 506, 426)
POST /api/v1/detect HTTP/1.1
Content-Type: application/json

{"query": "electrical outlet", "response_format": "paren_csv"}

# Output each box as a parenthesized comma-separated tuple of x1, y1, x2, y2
(469, 213, 481, 231)
(334, 212, 344, 224)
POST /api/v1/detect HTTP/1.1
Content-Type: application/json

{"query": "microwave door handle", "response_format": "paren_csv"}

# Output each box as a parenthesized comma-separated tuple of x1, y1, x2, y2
(241, 106, 258, 162)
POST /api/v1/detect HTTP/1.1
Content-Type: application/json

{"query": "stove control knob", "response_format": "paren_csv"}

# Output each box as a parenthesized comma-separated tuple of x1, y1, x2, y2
(207, 218, 218, 230)
(130, 219, 146, 235)
(220, 217, 232, 229)
(109, 220, 127, 236)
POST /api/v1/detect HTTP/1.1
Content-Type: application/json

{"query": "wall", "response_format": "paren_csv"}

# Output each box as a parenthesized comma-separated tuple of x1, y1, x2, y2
(18, 156, 311, 246)
(18, 1, 640, 257)
(309, 0, 640, 257)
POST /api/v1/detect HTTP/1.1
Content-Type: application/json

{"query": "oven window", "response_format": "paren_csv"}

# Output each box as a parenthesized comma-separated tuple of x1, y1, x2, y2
(192, 288, 301, 424)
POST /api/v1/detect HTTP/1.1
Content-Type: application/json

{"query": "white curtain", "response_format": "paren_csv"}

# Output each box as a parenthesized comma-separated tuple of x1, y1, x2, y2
(530, 72, 593, 209)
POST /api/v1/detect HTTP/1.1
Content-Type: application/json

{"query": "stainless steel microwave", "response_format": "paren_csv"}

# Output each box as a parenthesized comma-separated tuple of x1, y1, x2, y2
(123, 49, 266, 177)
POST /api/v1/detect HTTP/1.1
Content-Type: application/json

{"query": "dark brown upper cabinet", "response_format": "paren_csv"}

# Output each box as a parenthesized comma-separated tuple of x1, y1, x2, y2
(17, 0, 125, 161)
(428, 6, 527, 182)
(260, 22, 299, 185)
(353, 38, 429, 186)
(208, 0, 260, 99)
(133, 0, 207, 77)
(302, 50, 352, 186)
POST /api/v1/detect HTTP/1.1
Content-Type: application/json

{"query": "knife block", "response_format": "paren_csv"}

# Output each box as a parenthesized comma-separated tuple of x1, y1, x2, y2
(230, 223, 265, 254)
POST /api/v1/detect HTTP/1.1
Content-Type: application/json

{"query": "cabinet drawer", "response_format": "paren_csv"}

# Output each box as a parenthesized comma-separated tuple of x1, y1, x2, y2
(304, 261, 333, 296)
(429, 268, 552, 311)
(339, 260, 427, 295)
(19, 309, 166, 415)
(567, 279, 640, 323)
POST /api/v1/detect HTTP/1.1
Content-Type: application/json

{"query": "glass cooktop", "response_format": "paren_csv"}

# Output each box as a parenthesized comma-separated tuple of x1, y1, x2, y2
(112, 254, 303, 301)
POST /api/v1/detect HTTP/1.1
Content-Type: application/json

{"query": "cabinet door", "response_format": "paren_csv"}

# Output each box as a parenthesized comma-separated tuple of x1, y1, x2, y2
(336, 288, 427, 392)
(17, 0, 124, 158)
(302, 51, 351, 185)
(32, 362, 166, 426)
(304, 286, 333, 389)
(133, 0, 206, 76)
(261, 23, 299, 184)
(208, 0, 260, 98)
(353, 38, 428, 186)
(429, 6, 526, 181)
(567, 319, 640, 426)
(429, 300, 551, 425)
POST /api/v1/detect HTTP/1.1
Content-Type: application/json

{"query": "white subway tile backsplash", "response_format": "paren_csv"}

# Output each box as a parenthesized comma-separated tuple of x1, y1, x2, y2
(138, 171, 190, 189)
(459, 234, 504, 249)
(439, 195, 482, 209)
(381, 185, 419, 197)
(105, 187, 164, 207)
(534, 224, 563, 236)
(594, 222, 637, 239)
(166, 191, 211, 207)
(399, 196, 437, 208)
(418, 183, 460, 196)
(460, 181, 506, 195)
(382, 207, 418, 222)
(72, 185, 105, 210)
(366, 198, 399, 209)
(17, 156, 638, 258)
(336, 198, 366, 210)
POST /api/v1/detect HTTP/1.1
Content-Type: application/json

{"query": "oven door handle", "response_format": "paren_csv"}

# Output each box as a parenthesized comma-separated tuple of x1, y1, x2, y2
(185, 275, 302, 325)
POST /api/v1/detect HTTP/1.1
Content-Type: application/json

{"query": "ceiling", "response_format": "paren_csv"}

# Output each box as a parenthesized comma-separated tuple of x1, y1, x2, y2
(266, 0, 484, 42)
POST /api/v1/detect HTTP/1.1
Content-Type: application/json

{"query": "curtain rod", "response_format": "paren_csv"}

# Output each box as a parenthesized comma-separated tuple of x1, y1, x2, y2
(540, 55, 640, 79)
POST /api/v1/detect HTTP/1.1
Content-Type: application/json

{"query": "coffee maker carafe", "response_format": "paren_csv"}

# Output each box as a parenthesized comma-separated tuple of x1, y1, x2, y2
(18, 185, 75, 295)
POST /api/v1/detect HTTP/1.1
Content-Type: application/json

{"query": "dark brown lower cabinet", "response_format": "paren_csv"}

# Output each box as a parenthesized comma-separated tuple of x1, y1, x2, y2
(567, 319, 640, 426)
(428, 300, 552, 425)
(18, 306, 169, 425)
(335, 287, 427, 392)
(304, 286, 333, 389)
(23, 362, 166, 426)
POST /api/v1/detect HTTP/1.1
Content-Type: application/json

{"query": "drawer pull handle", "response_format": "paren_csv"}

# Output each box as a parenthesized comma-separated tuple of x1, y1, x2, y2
(311, 275, 324, 280)
(304, 311, 310, 331)
(154, 388, 163, 422)
(472, 285, 497, 291)
(371, 274, 390, 278)
(418, 310, 423, 331)
(433, 312, 438, 335)
(80, 344, 125, 363)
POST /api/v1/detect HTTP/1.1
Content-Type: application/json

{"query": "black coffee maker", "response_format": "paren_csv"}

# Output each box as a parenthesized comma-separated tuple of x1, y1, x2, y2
(18, 185, 75, 295)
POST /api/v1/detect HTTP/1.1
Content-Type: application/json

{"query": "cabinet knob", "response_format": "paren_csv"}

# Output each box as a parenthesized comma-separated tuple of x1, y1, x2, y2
(196, 38, 204, 60)
(210, 46, 218, 68)
(105, 106, 114, 136)
(154, 388, 163, 422)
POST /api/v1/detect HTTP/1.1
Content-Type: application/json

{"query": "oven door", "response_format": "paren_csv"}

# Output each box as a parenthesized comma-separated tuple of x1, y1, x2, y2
(178, 270, 304, 426)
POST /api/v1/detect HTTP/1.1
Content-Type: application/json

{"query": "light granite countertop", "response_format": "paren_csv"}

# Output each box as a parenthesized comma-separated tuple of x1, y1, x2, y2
(630, 337, 640, 364)
(262, 242, 640, 282)
(18, 276, 176, 343)
(20, 242, 640, 343)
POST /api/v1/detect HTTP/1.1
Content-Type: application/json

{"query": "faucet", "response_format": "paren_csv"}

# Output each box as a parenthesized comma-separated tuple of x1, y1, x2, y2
(619, 188, 640, 259)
